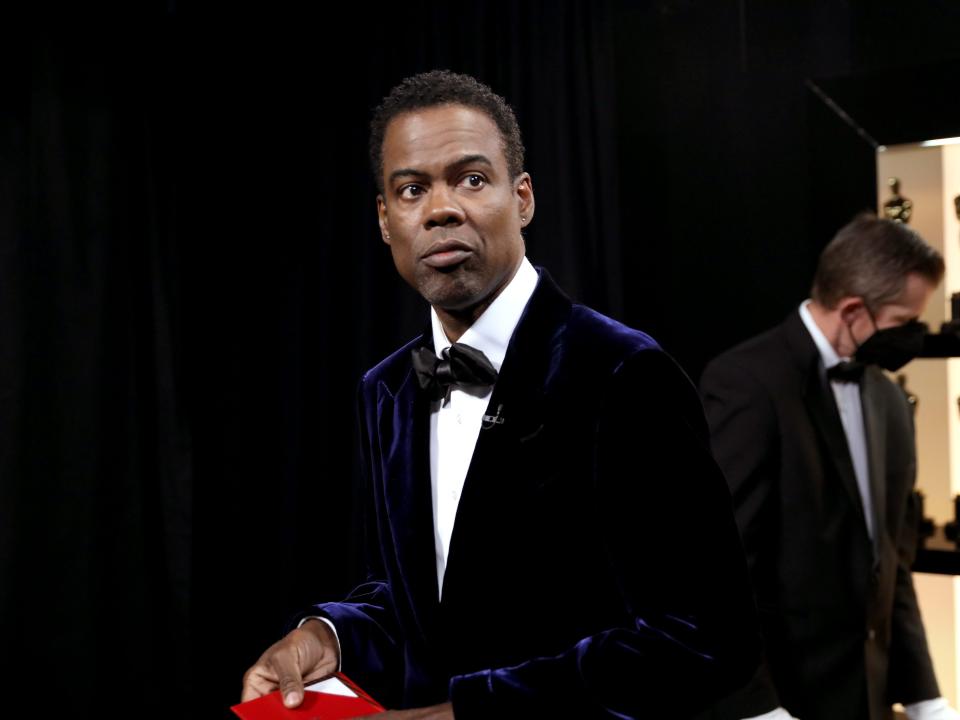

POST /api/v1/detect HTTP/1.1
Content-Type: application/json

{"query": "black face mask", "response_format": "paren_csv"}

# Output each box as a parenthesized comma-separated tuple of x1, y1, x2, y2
(854, 319, 927, 371)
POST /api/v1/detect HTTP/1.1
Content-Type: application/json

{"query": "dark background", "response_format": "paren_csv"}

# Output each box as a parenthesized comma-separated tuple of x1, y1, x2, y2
(3, 2, 960, 718)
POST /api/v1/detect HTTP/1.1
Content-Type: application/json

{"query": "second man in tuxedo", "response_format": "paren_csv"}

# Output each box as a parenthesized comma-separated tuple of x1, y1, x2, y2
(700, 214, 956, 720)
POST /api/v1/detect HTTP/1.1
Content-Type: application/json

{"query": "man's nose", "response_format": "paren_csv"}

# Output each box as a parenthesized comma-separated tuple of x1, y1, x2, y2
(424, 186, 465, 228)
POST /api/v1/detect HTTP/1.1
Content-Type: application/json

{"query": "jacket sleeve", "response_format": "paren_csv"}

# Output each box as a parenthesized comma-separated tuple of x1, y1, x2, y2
(699, 353, 780, 584)
(697, 352, 783, 717)
(887, 520, 940, 704)
(448, 348, 763, 719)
(886, 389, 939, 705)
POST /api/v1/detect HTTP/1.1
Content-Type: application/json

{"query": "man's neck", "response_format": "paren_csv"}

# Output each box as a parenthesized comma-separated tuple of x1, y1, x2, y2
(433, 262, 523, 343)
(434, 305, 485, 344)
(806, 300, 846, 357)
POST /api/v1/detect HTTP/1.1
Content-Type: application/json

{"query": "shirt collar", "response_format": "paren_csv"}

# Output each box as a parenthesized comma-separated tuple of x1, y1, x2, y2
(430, 256, 539, 371)
(798, 299, 845, 369)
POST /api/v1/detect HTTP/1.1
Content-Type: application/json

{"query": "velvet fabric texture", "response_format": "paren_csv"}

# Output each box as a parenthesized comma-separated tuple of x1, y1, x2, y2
(700, 311, 939, 720)
(301, 270, 761, 718)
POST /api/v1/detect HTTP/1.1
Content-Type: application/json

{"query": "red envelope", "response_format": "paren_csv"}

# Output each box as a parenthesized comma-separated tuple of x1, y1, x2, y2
(231, 673, 384, 720)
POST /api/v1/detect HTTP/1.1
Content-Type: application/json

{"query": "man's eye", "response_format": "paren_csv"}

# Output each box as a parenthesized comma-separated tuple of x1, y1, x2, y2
(461, 174, 485, 189)
(399, 185, 424, 199)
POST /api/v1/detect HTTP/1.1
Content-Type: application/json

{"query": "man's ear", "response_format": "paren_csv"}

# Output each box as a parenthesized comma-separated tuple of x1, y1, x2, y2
(377, 195, 391, 245)
(837, 296, 867, 325)
(515, 172, 535, 227)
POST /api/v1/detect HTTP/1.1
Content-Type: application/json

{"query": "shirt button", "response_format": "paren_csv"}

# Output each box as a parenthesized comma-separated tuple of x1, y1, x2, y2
(456, 414, 462, 424)
(868, 629, 876, 641)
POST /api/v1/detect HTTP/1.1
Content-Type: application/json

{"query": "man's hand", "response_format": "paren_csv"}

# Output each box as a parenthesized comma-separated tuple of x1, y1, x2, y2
(371, 703, 454, 719)
(241, 619, 340, 708)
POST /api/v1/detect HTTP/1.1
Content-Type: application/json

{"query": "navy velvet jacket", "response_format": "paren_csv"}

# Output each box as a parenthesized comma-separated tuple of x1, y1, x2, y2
(307, 270, 760, 718)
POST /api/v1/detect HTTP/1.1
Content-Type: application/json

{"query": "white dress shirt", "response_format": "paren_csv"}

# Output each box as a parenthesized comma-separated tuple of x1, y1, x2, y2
(798, 300, 874, 539)
(429, 257, 539, 596)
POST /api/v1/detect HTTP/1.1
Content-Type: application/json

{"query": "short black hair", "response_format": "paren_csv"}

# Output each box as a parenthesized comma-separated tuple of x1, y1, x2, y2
(811, 212, 944, 310)
(369, 70, 525, 194)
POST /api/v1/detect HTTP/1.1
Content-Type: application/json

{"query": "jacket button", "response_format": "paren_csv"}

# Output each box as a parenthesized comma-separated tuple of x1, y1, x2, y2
(868, 628, 876, 641)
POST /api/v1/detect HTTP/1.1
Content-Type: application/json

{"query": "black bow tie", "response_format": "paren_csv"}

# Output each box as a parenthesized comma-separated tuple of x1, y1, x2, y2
(827, 361, 865, 384)
(411, 343, 499, 401)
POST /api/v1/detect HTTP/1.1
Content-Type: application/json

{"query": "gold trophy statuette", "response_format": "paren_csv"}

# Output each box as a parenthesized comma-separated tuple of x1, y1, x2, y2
(883, 177, 914, 224)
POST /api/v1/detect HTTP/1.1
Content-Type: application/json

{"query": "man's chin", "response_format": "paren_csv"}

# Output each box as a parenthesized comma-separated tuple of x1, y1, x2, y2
(426, 293, 482, 314)
(418, 277, 485, 312)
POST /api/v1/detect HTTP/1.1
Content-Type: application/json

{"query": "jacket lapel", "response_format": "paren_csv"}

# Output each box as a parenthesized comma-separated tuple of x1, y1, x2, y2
(802, 370, 871, 534)
(785, 313, 872, 538)
(860, 369, 887, 545)
(380, 337, 441, 635)
(440, 270, 571, 602)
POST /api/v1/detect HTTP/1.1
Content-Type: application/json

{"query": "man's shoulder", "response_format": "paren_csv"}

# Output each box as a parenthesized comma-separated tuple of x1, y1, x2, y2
(709, 316, 801, 372)
(557, 303, 708, 404)
(360, 334, 425, 393)
(700, 315, 808, 398)
(565, 302, 662, 363)
(521, 267, 664, 369)
(562, 304, 710, 436)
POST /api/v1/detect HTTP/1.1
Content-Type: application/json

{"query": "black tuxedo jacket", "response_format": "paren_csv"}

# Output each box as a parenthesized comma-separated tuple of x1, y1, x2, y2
(307, 270, 760, 718)
(699, 311, 939, 720)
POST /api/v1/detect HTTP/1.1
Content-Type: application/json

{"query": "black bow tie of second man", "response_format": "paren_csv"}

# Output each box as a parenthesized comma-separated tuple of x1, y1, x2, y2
(411, 343, 499, 401)
(827, 361, 866, 384)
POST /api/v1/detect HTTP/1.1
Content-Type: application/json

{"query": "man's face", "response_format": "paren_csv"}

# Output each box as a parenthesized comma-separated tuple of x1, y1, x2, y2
(376, 104, 534, 315)
(871, 272, 935, 329)
(844, 272, 935, 354)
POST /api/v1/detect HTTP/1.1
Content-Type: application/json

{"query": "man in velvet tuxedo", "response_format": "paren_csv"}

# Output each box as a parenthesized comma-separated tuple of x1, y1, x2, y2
(241, 70, 760, 718)
(700, 215, 956, 720)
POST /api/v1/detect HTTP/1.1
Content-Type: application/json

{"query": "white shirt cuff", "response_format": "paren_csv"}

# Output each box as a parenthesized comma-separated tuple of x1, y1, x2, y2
(904, 697, 960, 720)
(741, 708, 797, 720)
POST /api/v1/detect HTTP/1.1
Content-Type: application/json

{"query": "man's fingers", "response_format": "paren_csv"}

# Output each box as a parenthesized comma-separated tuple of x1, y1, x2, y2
(289, 654, 339, 705)
(240, 659, 315, 707)
(274, 649, 308, 708)
(301, 655, 338, 685)
(241, 665, 279, 702)
(283, 691, 304, 708)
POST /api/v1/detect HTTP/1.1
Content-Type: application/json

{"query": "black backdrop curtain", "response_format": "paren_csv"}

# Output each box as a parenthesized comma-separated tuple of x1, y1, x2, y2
(5, 2, 960, 718)
(1, 16, 190, 718)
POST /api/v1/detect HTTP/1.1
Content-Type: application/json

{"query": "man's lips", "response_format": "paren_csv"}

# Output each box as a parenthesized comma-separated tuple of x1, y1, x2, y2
(423, 249, 472, 268)
(422, 241, 473, 269)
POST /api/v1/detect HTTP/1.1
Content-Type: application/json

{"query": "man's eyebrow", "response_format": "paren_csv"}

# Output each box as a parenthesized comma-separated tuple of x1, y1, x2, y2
(387, 155, 495, 187)
(388, 167, 427, 185)
(449, 154, 494, 170)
